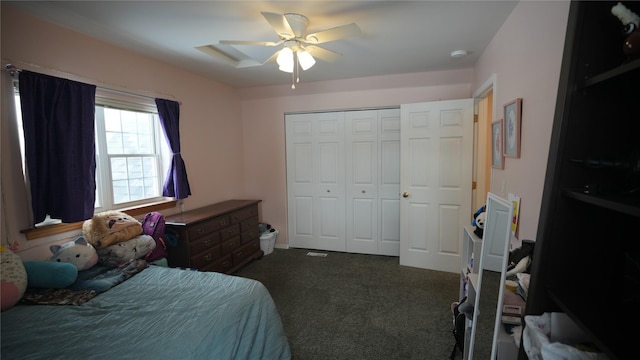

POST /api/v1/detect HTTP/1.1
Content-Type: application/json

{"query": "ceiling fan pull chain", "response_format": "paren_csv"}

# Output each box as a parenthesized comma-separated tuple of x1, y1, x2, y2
(296, 54, 301, 84)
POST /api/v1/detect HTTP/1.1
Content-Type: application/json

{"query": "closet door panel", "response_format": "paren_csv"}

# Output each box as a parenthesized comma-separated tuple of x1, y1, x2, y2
(286, 114, 315, 249)
(378, 109, 401, 256)
(345, 110, 378, 254)
(286, 112, 345, 251)
(314, 113, 346, 251)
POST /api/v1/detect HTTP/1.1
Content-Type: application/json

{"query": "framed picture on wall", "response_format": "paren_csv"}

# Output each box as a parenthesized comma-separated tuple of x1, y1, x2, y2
(503, 98, 522, 158)
(491, 119, 504, 169)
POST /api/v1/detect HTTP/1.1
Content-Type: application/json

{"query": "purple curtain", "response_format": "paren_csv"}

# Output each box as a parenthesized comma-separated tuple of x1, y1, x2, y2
(155, 98, 191, 199)
(19, 71, 97, 224)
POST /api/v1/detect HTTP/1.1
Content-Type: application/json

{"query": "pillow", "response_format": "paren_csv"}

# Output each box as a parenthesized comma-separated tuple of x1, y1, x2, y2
(49, 237, 99, 271)
(96, 234, 155, 267)
(1, 245, 27, 311)
(23, 261, 78, 289)
(82, 210, 143, 249)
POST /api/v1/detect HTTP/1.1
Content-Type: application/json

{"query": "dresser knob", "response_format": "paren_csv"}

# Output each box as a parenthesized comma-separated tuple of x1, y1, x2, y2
(204, 239, 210, 246)
(204, 254, 212, 262)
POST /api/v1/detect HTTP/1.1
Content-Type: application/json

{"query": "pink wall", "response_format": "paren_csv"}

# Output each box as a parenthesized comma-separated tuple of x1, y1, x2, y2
(1, 6, 246, 259)
(473, 0, 570, 242)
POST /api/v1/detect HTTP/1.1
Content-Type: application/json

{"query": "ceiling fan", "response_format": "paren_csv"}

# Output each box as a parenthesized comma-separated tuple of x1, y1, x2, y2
(216, 12, 361, 88)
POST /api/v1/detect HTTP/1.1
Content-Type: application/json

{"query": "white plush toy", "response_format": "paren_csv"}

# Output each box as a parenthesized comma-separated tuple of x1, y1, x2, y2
(49, 237, 98, 271)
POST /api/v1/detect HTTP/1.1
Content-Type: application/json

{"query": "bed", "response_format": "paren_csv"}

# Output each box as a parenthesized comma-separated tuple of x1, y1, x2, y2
(0, 264, 292, 360)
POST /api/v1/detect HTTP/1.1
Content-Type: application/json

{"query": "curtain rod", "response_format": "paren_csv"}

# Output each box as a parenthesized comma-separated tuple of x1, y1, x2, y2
(3, 60, 181, 105)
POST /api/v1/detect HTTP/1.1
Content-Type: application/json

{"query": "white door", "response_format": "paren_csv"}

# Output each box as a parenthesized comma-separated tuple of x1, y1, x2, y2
(286, 112, 346, 252)
(399, 99, 474, 273)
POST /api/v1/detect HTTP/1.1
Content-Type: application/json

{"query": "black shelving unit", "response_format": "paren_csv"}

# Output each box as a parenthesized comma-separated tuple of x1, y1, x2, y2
(522, 2, 639, 359)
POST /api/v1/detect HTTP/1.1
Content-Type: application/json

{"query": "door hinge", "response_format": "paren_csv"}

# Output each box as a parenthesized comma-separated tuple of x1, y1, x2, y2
(472, 181, 477, 190)
(473, 114, 479, 123)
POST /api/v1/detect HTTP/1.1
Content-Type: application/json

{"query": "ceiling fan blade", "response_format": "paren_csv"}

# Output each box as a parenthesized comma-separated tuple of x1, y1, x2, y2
(305, 45, 342, 62)
(261, 12, 295, 39)
(263, 49, 280, 65)
(305, 23, 361, 44)
(219, 40, 282, 46)
(196, 45, 263, 68)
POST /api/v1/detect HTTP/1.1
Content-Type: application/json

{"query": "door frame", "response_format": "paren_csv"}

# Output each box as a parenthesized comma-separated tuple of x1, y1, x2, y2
(472, 74, 497, 215)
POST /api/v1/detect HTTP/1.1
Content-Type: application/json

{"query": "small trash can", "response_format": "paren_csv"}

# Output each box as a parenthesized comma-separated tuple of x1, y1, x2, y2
(259, 228, 278, 255)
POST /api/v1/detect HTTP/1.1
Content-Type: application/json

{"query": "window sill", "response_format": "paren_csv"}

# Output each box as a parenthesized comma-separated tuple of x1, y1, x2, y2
(22, 200, 178, 241)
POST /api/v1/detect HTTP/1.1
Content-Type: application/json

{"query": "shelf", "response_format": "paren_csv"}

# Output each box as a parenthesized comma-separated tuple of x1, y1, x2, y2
(467, 273, 479, 291)
(563, 189, 640, 217)
(580, 58, 640, 89)
(547, 287, 620, 359)
(524, 2, 637, 359)
(496, 322, 519, 360)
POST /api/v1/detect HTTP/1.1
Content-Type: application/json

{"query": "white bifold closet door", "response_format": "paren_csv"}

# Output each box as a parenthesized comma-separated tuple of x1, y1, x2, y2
(286, 108, 400, 256)
(286, 111, 346, 252)
(344, 109, 400, 256)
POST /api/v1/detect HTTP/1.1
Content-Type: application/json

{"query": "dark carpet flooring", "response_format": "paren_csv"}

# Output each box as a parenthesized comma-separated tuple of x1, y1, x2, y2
(235, 248, 463, 360)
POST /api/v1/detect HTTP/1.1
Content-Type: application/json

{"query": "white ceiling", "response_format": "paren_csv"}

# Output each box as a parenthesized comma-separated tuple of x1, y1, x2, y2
(5, 1, 518, 89)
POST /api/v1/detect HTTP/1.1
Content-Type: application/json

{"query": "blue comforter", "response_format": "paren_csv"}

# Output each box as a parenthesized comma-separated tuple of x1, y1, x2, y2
(1, 266, 291, 360)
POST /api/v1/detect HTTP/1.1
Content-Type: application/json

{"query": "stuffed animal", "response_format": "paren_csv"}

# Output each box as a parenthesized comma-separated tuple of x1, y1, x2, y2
(506, 239, 535, 276)
(473, 212, 486, 238)
(82, 210, 143, 249)
(1, 245, 27, 311)
(472, 205, 486, 238)
(49, 237, 98, 271)
(96, 234, 156, 267)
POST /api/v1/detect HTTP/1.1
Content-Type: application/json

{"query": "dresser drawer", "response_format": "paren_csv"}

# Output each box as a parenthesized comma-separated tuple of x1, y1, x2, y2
(190, 246, 221, 269)
(203, 255, 233, 273)
(230, 206, 258, 223)
(241, 228, 259, 245)
(240, 216, 259, 232)
(233, 239, 260, 264)
(190, 232, 220, 254)
(220, 223, 240, 241)
(220, 236, 241, 255)
(187, 215, 230, 239)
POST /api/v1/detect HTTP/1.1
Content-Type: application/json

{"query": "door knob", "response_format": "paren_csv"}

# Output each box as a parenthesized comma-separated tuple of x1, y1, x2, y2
(402, 192, 409, 198)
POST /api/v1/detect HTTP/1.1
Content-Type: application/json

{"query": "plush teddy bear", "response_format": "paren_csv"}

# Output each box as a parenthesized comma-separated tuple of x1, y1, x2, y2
(82, 210, 143, 249)
(49, 237, 99, 271)
(96, 234, 156, 267)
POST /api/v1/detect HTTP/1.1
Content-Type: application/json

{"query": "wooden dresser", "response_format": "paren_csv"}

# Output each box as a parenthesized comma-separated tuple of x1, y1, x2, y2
(164, 199, 263, 274)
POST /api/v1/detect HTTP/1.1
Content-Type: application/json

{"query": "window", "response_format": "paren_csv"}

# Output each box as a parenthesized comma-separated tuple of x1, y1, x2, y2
(14, 84, 170, 220)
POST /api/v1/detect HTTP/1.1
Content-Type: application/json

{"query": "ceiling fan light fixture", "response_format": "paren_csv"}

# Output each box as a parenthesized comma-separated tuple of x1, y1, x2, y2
(277, 47, 294, 73)
(297, 49, 316, 70)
